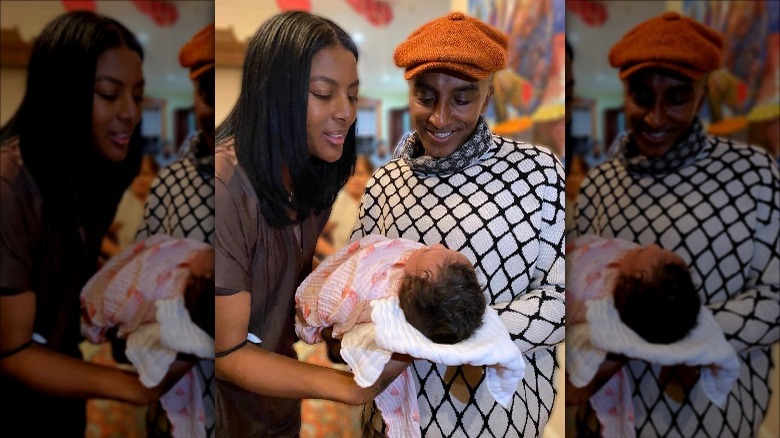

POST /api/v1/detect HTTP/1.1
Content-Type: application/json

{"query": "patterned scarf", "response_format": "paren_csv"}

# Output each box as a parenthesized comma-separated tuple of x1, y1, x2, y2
(179, 130, 215, 176)
(614, 117, 707, 175)
(398, 116, 493, 174)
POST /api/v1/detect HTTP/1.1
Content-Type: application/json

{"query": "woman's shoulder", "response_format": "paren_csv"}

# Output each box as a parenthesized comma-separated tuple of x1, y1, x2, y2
(215, 142, 255, 197)
(1, 140, 39, 203)
(1, 141, 43, 239)
(215, 141, 237, 176)
(1, 139, 24, 184)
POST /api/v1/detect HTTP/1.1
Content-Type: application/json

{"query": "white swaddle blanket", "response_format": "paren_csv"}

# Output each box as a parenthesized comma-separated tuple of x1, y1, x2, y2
(340, 297, 526, 438)
(567, 295, 740, 438)
(295, 235, 525, 437)
(80, 235, 214, 438)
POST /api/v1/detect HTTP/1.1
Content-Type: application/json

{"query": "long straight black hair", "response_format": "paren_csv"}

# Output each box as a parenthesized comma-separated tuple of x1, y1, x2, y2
(1, 11, 144, 243)
(215, 10, 358, 228)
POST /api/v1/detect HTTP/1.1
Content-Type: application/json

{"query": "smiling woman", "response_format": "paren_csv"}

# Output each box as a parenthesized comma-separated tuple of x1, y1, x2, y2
(212, 10, 411, 436)
(0, 10, 178, 436)
(91, 46, 145, 163)
(305, 47, 360, 163)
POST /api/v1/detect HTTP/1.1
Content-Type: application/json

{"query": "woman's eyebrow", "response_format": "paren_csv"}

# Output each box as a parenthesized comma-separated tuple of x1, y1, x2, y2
(310, 75, 360, 88)
(95, 76, 145, 88)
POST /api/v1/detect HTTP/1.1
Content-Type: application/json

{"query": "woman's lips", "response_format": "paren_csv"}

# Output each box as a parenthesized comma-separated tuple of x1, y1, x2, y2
(109, 132, 131, 146)
(324, 132, 346, 146)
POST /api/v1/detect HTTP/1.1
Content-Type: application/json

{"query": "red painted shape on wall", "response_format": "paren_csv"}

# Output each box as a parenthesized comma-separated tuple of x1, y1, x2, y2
(565, 0, 607, 27)
(736, 81, 748, 105)
(276, 0, 312, 11)
(131, 0, 179, 26)
(522, 82, 534, 104)
(345, 0, 393, 27)
(62, 0, 97, 12)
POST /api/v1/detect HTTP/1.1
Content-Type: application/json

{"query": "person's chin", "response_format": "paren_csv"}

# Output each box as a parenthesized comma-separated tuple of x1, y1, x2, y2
(317, 144, 343, 163)
(420, 136, 459, 158)
(103, 144, 129, 162)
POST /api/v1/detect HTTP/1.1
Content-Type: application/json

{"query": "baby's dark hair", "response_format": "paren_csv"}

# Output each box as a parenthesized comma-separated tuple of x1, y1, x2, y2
(613, 262, 699, 344)
(398, 263, 485, 344)
(184, 274, 215, 338)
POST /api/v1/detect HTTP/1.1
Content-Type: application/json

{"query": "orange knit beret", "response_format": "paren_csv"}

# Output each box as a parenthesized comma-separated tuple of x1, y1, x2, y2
(609, 12, 723, 80)
(394, 12, 508, 80)
(179, 23, 215, 80)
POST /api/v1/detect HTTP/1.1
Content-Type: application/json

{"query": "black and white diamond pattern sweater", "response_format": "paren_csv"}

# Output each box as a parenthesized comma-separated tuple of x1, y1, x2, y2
(573, 118, 779, 437)
(137, 133, 215, 246)
(354, 118, 566, 437)
(136, 132, 216, 438)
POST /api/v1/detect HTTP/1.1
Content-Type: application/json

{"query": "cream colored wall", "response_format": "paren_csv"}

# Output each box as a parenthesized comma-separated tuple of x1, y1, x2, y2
(215, 67, 241, 126)
(0, 68, 25, 126)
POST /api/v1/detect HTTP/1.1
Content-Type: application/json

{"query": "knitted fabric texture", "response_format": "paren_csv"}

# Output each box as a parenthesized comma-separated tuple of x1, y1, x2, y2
(394, 12, 508, 80)
(616, 117, 707, 175)
(354, 130, 565, 436)
(572, 123, 779, 437)
(179, 23, 215, 80)
(609, 12, 723, 80)
(398, 116, 493, 174)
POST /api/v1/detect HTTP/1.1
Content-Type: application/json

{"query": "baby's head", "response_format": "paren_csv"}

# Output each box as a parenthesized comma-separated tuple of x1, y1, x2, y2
(184, 247, 215, 338)
(614, 244, 699, 344)
(398, 244, 485, 344)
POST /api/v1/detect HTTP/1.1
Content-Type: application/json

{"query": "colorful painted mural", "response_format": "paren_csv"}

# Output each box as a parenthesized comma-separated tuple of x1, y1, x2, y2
(469, 0, 566, 157)
(685, 0, 779, 157)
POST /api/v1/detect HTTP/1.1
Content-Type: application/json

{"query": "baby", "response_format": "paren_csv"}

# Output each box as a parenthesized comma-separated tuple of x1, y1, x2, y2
(295, 234, 485, 346)
(80, 235, 214, 437)
(566, 234, 700, 344)
(81, 235, 214, 340)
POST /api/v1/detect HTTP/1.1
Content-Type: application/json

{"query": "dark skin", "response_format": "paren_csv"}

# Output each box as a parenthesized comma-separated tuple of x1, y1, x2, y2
(623, 68, 708, 158)
(566, 68, 707, 406)
(409, 70, 492, 158)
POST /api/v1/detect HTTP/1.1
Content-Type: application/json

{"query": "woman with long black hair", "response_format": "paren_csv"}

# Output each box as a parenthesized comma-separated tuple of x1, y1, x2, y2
(0, 11, 176, 435)
(213, 10, 409, 436)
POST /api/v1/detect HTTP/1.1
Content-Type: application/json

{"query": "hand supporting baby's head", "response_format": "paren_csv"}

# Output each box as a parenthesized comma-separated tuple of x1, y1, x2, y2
(400, 245, 485, 344)
(614, 245, 699, 344)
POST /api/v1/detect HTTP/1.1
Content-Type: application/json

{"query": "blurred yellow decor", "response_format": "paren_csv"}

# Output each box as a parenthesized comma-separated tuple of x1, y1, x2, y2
(531, 102, 565, 123)
(492, 116, 533, 136)
(746, 102, 780, 122)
